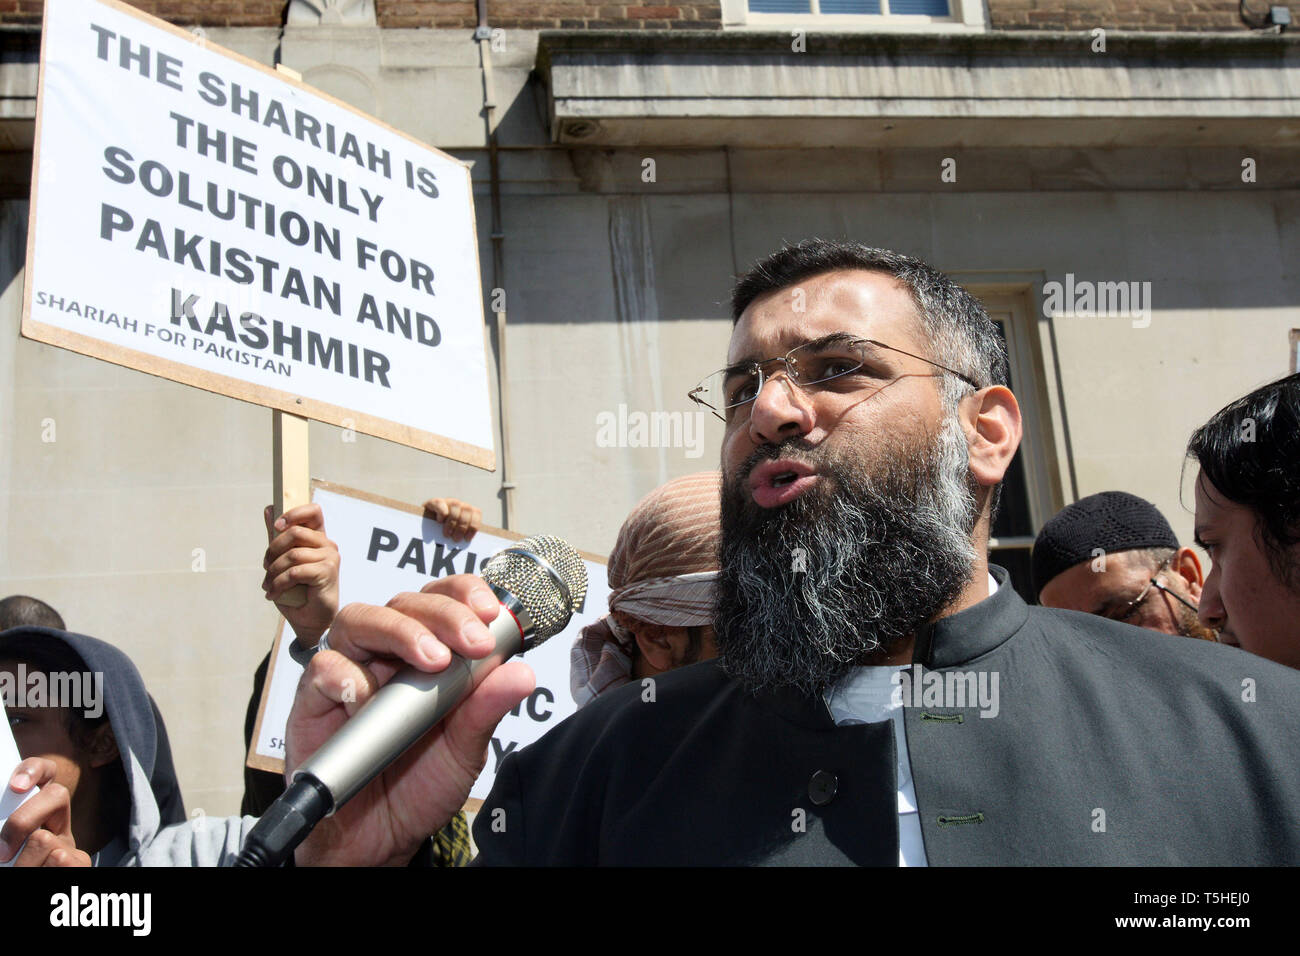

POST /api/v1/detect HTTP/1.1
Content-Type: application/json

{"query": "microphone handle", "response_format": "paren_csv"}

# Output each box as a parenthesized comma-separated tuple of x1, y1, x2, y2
(293, 592, 528, 813)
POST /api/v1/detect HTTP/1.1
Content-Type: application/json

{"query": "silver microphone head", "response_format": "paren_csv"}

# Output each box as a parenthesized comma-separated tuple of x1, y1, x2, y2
(481, 534, 588, 647)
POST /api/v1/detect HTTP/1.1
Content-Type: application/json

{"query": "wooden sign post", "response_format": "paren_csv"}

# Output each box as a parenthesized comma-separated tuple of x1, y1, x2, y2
(269, 64, 309, 611)
(271, 408, 310, 609)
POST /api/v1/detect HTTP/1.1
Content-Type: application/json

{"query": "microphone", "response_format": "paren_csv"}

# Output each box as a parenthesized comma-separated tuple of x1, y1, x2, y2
(234, 534, 588, 867)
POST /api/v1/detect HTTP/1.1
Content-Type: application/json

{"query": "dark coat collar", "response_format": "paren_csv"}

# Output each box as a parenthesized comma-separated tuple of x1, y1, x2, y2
(757, 564, 1029, 729)
(914, 563, 1028, 669)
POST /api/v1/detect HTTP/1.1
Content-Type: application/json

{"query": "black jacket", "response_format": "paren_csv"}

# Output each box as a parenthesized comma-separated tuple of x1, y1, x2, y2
(472, 566, 1300, 865)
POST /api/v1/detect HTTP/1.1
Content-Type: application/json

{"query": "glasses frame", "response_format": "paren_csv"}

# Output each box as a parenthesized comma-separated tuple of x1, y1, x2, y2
(687, 336, 983, 423)
(1117, 557, 1201, 623)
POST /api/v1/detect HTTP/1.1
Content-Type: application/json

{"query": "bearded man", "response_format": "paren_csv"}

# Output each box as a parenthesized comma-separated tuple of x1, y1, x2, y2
(277, 240, 1300, 867)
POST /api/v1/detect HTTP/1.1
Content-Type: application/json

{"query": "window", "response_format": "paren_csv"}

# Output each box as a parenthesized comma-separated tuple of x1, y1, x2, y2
(749, 1, 950, 14)
(722, 0, 986, 31)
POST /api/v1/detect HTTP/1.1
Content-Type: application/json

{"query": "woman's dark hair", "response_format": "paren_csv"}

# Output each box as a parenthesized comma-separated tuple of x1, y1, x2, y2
(1186, 372, 1300, 585)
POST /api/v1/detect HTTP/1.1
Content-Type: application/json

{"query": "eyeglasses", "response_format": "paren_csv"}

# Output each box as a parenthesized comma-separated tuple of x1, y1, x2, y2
(1115, 558, 1201, 623)
(687, 334, 981, 423)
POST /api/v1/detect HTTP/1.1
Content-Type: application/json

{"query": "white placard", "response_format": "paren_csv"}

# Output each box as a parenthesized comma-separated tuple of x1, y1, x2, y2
(23, 0, 494, 467)
(250, 481, 611, 802)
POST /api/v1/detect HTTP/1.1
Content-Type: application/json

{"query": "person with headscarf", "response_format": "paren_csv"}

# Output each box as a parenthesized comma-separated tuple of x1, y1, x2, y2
(570, 471, 721, 707)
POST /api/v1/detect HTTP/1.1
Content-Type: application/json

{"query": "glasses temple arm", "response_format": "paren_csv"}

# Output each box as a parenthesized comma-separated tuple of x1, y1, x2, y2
(1151, 578, 1201, 614)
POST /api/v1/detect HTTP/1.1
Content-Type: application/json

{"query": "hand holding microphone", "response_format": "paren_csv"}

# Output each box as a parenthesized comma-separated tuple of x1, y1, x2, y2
(238, 535, 586, 868)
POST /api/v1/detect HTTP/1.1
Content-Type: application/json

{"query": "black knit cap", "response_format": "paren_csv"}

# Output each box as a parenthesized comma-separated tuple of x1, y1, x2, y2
(1031, 491, 1179, 597)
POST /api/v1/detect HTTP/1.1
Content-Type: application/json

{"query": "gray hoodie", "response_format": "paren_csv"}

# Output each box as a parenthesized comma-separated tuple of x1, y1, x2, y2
(0, 626, 253, 866)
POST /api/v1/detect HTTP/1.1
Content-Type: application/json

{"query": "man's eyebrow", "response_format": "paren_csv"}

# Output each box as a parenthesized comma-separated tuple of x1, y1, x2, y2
(721, 358, 757, 376)
(805, 331, 870, 353)
(730, 332, 873, 368)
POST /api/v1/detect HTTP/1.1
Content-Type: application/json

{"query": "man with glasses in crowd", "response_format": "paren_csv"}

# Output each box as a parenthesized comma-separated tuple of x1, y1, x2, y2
(1032, 491, 1216, 641)
(272, 239, 1300, 867)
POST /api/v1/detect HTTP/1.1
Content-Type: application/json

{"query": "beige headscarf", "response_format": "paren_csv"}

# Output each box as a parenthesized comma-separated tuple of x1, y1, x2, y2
(570, 471, 721, 707)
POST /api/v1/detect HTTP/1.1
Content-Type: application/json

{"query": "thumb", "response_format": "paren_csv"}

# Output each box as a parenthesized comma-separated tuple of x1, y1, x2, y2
(264, 505, 276, 542)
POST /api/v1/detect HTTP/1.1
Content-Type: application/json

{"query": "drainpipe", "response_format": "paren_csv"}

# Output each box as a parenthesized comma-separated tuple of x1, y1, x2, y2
(475, 0, 515, 528)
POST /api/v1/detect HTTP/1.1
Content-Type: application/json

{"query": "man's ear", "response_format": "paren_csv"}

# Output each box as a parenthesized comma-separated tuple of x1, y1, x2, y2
(633, 626, 677, 673)
(964, 385, 1022, 489)
(1172, 546, 1204, 597)
(85, 723, 119, 770)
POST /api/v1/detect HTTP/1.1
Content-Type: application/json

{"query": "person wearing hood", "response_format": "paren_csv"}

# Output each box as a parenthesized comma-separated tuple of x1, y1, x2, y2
(0, 595, 188, 827)
(0, 626, 254, 865)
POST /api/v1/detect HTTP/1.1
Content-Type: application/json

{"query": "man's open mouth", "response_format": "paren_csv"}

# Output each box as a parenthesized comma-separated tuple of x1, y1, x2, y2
(748, 459, 819, 507)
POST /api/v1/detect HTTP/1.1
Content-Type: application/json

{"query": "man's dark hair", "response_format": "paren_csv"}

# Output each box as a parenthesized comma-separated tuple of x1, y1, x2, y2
(1186, 372, 1300, 586)
(730, 239, 1011, 404)
(0, 595, 66, 631)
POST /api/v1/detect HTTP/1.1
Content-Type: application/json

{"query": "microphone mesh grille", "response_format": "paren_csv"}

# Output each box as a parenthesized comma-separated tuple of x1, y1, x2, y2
(481, 534, 588, 642)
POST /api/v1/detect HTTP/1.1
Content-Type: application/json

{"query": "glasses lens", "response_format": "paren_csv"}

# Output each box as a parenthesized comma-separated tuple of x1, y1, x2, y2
(1117, 581, 1155, 621)
(788, 341, 865, 386)
(691, 340, 874, 417)
(691, 368, 761, 412)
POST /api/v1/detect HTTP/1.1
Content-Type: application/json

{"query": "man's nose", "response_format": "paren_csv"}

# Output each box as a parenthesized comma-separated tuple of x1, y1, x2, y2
(1197, 569, 1226, 633)
(747, 371, 815, 445)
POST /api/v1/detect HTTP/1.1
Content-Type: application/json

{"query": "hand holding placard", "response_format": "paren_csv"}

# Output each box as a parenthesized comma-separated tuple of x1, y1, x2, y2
(422, 497, 483, 543)
(263, 503, 340, 645)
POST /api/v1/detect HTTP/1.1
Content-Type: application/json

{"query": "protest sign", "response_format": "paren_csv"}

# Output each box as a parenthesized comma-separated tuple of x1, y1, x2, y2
(23, 0, 494, 467)
(248, 480, 611, 803)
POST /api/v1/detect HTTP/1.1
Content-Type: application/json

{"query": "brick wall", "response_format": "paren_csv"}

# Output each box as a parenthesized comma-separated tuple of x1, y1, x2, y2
(0, 1, 724, 29)
(2, 0, 1270, 32)
(988, 0, 1256, 32)
(378, 2, 722, 30)
(0, 1, 284, 26)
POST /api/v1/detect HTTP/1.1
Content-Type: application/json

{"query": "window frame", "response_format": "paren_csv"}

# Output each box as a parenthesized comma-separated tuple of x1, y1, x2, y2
(960, 279, 1073, 593)
(720, 0, 989, 33)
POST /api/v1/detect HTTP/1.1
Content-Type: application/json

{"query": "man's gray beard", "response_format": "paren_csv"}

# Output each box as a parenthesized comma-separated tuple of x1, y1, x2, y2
(715, 414, 980, 696)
